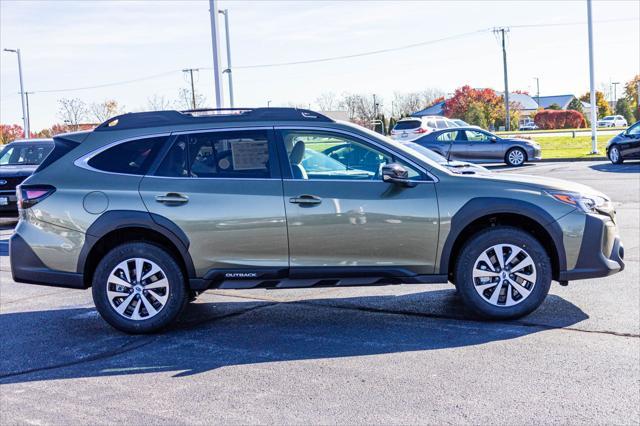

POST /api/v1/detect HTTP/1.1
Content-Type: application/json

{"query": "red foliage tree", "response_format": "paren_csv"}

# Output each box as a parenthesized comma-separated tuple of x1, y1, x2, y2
(0, 124, 25, 144)
(442, 86, 505, 127)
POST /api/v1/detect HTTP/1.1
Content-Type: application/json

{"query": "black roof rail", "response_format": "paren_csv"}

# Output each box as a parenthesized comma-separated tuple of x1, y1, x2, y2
(95, 107, 334, 131)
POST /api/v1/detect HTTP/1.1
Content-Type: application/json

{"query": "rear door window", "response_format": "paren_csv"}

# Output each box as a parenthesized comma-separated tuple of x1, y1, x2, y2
(155, 130, 275, 179)
(87, 136, 167, 175)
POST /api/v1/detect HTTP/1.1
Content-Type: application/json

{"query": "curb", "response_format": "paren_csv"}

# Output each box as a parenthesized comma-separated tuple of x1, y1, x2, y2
(539, 157, 607, 162)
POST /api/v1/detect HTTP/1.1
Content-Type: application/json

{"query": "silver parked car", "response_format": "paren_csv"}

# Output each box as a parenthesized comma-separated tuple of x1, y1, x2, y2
(413, 127, 542, 167)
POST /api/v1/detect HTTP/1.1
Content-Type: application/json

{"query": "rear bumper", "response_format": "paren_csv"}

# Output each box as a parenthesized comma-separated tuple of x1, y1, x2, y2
(559, 214, 624, 281)
(10, 233, 86, 289)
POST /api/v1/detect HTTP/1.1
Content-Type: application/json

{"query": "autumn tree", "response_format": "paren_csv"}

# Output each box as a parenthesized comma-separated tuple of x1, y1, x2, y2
(443, 86, 504, 128)
(580, 91, 612, 118)
(339, 93, 380, 128)
(0, 124, 24, 144)
(90, 99, 123, 123)
(624, 74, 639, 121)
(57, 98, 89, 130)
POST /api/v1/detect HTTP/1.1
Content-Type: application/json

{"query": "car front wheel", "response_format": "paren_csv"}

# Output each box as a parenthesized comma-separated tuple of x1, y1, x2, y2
(92, 242, 188, 334)
(505, 147, 526, 167)
(455, 226, 552, 320)
(608, 145, 624, 164)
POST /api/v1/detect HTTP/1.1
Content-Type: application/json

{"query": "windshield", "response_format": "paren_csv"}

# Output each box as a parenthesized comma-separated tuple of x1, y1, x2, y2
(393, 120, 421, 130)
(340, 121, 452, 174)
(0, 143, 53, 166)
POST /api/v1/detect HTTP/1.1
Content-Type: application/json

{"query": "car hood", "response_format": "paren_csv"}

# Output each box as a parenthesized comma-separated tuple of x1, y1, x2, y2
(0, 164, 38, 178)
(474, 172, 607, 197)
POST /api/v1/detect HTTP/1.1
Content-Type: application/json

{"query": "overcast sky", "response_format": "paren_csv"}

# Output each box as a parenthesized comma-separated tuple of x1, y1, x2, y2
(1, 0, 638, 130)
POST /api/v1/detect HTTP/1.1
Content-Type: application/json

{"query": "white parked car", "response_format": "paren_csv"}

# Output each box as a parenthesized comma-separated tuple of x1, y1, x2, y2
(597, 115, 628, 128)
(390, 116, 457, 142)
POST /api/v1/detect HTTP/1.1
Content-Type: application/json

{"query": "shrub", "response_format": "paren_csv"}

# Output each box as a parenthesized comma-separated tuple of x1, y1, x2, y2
(534, 110, 587, 129)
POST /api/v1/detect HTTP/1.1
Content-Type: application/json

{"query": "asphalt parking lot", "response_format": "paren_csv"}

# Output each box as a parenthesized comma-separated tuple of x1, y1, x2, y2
(1, 160, 638, 425)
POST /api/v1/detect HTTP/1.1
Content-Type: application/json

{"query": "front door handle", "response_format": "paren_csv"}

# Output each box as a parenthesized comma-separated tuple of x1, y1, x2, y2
(289, 194, 322, 205)
(155, 193, 189, 204)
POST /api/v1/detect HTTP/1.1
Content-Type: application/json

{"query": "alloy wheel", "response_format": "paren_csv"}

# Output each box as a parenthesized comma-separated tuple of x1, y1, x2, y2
(610, 147, 620, 163)
(508, 149, 525, 166)
(106, 258, 170, 320)
(472, 244, 537, 307)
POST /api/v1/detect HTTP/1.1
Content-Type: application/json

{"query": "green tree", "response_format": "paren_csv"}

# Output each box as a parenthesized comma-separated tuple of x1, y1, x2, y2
(580, 91, 612, 118)
(463, 101, 488, 129)
(546, 103, 561, 110)
(624, 74, 639, 121)
(615, 98, 635, 124)
(567, 98, 584, 114)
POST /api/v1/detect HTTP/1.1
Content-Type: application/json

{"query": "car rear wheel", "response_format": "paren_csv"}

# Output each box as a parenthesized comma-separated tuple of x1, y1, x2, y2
(454, 226, 552, 320)
(92, 242, 188, 334)
(608, 145, 624, 164)
(505, 147, 526, 167)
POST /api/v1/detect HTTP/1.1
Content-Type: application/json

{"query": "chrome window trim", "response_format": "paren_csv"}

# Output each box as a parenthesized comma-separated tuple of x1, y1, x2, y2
(74, 132, 171, 177)
(274, 125, 439, 183)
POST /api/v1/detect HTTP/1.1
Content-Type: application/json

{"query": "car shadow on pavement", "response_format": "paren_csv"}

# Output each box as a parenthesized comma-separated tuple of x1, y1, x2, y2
(590, 163, 640, 173)
(0, 291, 588, 385)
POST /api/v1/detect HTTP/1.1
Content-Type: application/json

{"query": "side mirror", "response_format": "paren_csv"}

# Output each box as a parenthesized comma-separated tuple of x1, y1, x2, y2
(382, 163, 417, 187)
(490, 137, 498, 142)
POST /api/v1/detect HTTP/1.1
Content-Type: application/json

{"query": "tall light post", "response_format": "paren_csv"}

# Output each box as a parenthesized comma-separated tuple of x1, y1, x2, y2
(587, 0, 598, 154)
(218, 9, 234, 108)
(533, 77, 540, 106)
(3, 48, 29, 138)
(208, 0, 223, 108)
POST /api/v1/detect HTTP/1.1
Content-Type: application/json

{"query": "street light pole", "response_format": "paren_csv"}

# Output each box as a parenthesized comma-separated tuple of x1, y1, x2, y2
(534, 77, 540, 106)
(218, 9, 234, 108)
(25, 92, 33, 134)
(587, 0, 598, 154)
(3, 48, 29, 138)
(208, 0, 223, 108)
(494, 27, 511, 131)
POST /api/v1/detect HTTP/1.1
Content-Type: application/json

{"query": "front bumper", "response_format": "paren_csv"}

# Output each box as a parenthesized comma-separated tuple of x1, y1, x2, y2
(0, 190, 18, 217)
(559, 214, 624, 281)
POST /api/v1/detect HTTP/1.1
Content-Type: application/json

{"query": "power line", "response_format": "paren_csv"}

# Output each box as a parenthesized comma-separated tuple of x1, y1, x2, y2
(10, 17, 638, 96)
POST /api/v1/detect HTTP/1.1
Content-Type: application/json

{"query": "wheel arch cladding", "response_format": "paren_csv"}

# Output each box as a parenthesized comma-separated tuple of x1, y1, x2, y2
(77, 210, 196, 287)
(440, 198, 566, 281)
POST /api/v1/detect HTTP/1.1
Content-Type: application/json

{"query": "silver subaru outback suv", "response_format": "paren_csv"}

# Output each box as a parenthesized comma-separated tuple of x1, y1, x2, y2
(10, 108, 624, 333)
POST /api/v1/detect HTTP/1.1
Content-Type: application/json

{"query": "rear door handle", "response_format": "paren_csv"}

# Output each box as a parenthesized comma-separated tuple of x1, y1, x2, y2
(289, 194, 322, 205)
(155, 193, 189, 204)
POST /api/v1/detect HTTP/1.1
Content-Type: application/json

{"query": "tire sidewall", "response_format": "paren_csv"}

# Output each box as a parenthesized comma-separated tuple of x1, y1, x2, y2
(506, 147, 526, 167)
(608, 146, 623, 164)
(455, 227, 552, 320)
(92, 242, 187, 334)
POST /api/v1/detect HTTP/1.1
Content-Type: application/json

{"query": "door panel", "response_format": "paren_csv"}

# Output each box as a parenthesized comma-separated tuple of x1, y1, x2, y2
(139, 129, 288, 277)
(462, 130, 504, 161)
(277, 129, 440, 274)
(283, 180, 439, 272)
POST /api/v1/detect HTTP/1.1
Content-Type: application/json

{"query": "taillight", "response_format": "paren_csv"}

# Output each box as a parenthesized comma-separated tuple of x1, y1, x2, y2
(17, 185, 56, 209)
(414, 127, 428, 134)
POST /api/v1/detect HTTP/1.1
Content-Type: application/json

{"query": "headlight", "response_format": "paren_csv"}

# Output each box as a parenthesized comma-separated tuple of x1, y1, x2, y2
(548, 191, 612, 214)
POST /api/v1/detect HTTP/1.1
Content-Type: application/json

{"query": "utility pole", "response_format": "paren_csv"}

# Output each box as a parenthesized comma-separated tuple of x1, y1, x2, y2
(209, 0, 223, 108)
(494, 28, 510, 131)
(3, 48, 29, 138)
(587, 0, 598, 154)
(25, 91, 33, 135)
(373, 94, 377, 118)
(612, 82, 620, 107)
(218, 9, 234, 108)
(182, 68, 199, 109)
(534, 77, 540, 106)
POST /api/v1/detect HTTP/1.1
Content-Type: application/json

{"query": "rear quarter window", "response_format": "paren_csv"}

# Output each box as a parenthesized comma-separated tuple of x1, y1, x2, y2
(87, 136, 167, 175)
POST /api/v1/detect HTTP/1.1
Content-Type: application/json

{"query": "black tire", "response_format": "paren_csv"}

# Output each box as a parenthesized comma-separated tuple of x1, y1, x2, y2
(505, 147, 527, 167)
(92, 242, 188, 334)
(454, 226, 552, 320)
(608, 145, 624, 164)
